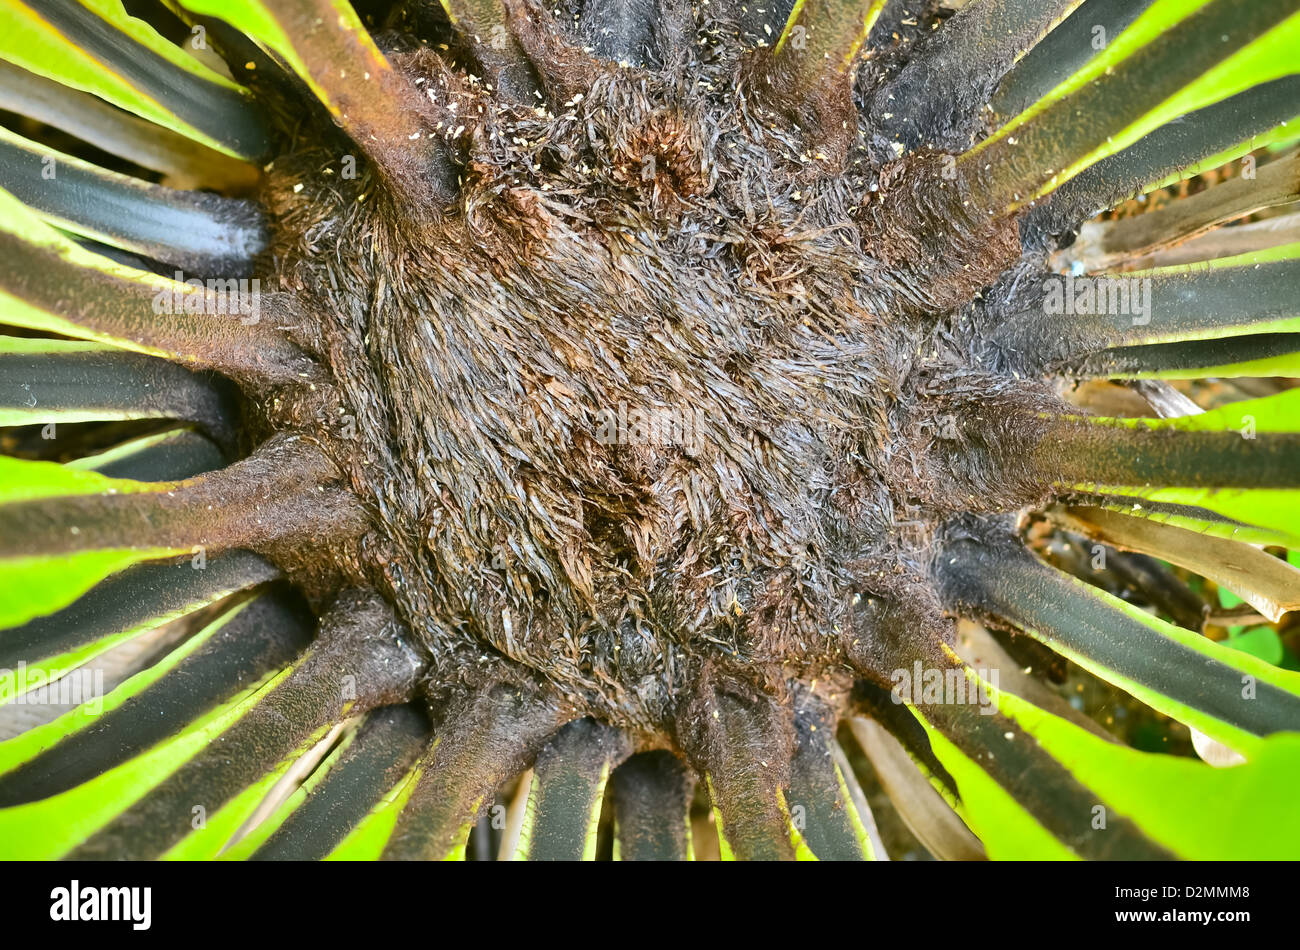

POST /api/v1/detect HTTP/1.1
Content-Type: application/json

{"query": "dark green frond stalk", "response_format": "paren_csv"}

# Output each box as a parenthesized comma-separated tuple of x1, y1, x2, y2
(0, 59, 259, 190)
(1041, 419, 1300, 491)
(746, 0, 889, 166)
(509, 718, 631, 860)
(441, 0, 539, 99)
(771, 0, 888, 82)
(74, 428, 228, 482)
(0, 549, 277, 685)
(4, 0, 271, 158)
(0, 198, 320, 383)
(177, 0, 455, 202)
(964, 0, 1298, 214)
(912, 666, 1174, 859)
(935, 525, 1300, 753)
(989, 0, 1159, 122)
(0, 591, 309, 807)
(678, 676, 799, 860)
(382, 684, 566, 861)
(993, 255, 1300, 374)
(0, 435, 369, 565)
(251, 703, 430, 860)
(787, 687, 879, 860)
(871, 0, 1085, 152)
(1024, 75, 1300, 246)
(610, 751, 695, 861)
(0, 341, 240, 447)
(1076, 333, 1300, 381)
(66, 589, 422, 859)
(0, 127, 268, 274)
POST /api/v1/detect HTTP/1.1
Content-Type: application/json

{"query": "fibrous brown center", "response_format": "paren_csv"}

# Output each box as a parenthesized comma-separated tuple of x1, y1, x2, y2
(256, 22, 1051, 737)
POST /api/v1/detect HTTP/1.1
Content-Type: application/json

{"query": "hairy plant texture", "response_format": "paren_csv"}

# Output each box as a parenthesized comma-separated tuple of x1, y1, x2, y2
(1, 0, 1300, 861)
